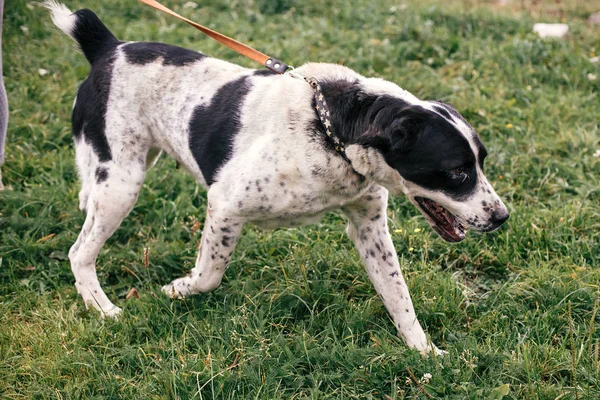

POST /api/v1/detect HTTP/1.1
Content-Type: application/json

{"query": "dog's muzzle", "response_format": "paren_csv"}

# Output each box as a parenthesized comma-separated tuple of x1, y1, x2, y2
(479, 207, 510, 232)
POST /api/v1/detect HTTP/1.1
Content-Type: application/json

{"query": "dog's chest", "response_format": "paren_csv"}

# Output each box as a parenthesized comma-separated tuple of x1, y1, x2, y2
(211, 143, 372, 228)
(252, 174, 371, 229)
(245, 180, 372, 229)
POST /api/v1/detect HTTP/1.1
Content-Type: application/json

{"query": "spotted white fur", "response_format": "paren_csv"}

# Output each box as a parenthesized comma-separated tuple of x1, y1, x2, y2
(48, 3, 508, 355)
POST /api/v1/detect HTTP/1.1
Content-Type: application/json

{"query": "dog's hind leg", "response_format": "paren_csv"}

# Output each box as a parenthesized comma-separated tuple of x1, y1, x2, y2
(162, 199, 244, 298)
(74, 139, 97, 212)
(342, 185, 445, 356)
(69, 157, 146, 318)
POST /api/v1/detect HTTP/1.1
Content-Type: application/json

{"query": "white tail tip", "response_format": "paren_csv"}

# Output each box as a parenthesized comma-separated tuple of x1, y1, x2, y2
(44, 1, 76, 40)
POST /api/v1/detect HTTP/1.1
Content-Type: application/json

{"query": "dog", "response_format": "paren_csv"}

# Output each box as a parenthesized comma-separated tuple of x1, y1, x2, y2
(47, 1, 509, 355)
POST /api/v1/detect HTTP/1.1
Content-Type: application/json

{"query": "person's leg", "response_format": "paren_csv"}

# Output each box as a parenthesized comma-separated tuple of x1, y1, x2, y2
(0, 0, 8, 190)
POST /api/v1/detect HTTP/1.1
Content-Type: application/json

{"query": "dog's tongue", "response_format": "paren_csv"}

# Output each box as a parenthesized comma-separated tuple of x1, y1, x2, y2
(431, 218, 466, 242)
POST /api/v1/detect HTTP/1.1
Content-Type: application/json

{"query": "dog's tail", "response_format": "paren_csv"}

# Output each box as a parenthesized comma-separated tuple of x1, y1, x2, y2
(44, 1, 120, 64)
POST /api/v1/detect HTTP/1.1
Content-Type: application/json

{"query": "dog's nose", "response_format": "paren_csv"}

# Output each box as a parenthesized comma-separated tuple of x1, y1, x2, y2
(490, 208, 509, 225)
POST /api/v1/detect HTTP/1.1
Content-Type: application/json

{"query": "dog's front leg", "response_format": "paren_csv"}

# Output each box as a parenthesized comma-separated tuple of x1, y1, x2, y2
(162, 203, 244, 298)
(342, 186, 444, 355)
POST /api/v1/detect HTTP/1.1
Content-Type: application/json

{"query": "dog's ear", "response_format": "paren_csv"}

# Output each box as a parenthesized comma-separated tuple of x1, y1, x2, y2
(388, 107, 427, 153)
(354, 105, 427, 154)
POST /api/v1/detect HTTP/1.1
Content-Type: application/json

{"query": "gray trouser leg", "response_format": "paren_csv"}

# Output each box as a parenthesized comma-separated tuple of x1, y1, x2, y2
(0, 0, 7, 189)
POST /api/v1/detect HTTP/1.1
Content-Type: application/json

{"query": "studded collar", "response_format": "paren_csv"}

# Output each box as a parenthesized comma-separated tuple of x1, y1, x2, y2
(305, 77, 351, 163)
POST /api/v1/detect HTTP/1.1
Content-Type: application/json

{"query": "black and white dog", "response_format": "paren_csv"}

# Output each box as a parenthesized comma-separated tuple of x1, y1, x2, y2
(47, 2, 508, 354)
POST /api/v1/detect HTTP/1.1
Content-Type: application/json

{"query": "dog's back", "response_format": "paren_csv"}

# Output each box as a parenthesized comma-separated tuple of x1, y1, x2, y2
(45, 1, 329, 191)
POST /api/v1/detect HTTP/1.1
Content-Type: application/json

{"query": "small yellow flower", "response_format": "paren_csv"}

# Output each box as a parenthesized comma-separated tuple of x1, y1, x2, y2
(394, 229, 403, 234)
(414, 228, 422, 233)
(409, 247, 414, 252)
(506, 123, 513, 129)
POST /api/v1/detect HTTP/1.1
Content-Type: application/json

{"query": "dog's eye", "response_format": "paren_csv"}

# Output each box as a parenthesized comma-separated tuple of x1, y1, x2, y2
(448, 168, 469, 182)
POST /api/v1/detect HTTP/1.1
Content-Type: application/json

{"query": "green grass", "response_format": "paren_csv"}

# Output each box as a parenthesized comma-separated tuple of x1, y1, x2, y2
(1, 0, 600, 398)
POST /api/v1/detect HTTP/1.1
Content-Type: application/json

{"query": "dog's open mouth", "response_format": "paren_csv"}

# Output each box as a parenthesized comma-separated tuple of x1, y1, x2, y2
(415, 197, 466, 242)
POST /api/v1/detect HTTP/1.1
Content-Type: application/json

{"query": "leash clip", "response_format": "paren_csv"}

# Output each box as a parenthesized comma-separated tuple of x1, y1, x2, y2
(284, 70, 320, 91)
(305, 76, 319, 88)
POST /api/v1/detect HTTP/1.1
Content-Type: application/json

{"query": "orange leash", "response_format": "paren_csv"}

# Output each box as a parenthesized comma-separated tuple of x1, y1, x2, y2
(137, 0, 289, 73)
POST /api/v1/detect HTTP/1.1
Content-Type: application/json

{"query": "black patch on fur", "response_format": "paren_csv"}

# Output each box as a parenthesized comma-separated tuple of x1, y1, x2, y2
(95, 167, 108, 183)
(433, 100, 487, 168)
(383, 109, 479, 199)
(72, 9, 120, 64)
(123, 42, 206, 66)
(189, 76, 252, 185)
(313, 79, 377, 145)
(221, 236, 231, 247)
(253, 69, 277, 76)
(433, 105, 452, 120)
(72, 49, 118, 162)
(313, 79, 481, 199)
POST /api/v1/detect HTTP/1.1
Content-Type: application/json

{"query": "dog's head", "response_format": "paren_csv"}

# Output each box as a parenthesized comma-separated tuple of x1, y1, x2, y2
(337, 79, 509, 242)
(382, 101, 508, 242)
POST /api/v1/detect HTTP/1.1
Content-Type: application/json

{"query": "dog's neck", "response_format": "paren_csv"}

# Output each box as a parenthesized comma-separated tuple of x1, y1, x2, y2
(317, 79, 380, 145)
(312, 78, 408, 191)
(312, 73, 421, 148)
(295, 63, 424, 189)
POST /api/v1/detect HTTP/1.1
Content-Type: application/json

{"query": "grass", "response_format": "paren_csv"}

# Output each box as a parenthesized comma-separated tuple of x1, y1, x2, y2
(1, 0, 600, 398)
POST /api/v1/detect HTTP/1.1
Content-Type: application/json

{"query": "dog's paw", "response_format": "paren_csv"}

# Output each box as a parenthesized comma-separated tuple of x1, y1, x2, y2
(432, 346, 449, 357)
(101, 305, 122, 319)
(420, 344, 448, 357)
(162, 275, 221, 298)
(161, 281, 188, 299)
(84, 299, 122, 319)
